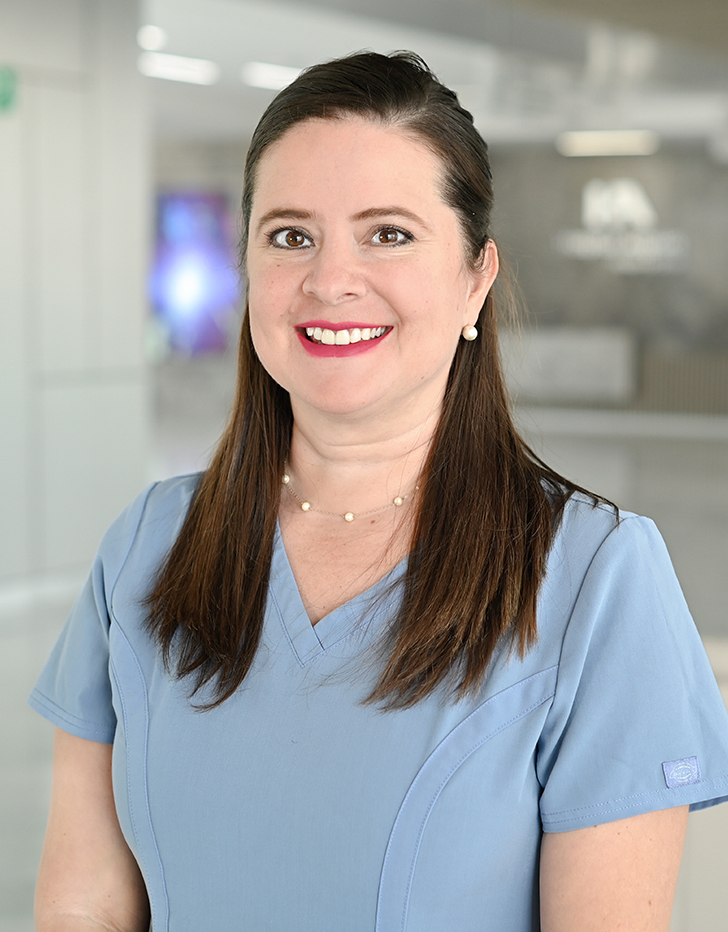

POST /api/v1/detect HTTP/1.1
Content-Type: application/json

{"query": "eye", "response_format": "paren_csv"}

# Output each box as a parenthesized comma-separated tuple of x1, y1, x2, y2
(371, 226, 413, 246)
(269, 228, 312, 249)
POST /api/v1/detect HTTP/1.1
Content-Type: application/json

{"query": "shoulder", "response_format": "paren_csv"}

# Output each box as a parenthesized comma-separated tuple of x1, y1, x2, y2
(537, 491, 684, 651)
(95, 474, 202, 599)
(539, 491, 698, 679)
(103, 473, 200, 544)
(549, 492, 665, 582)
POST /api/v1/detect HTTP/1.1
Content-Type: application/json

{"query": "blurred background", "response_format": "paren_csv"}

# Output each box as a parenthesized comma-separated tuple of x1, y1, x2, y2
(1, 0, 727, 928)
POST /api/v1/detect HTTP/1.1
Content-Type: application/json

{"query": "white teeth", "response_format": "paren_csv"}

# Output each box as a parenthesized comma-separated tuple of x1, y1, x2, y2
(303, 326, 388, 344)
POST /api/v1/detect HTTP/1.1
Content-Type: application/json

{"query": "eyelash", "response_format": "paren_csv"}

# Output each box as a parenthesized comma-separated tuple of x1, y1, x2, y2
(266, 225, 415, 249)
(268, 227, 312, 249)
(371, 226, 414, 246)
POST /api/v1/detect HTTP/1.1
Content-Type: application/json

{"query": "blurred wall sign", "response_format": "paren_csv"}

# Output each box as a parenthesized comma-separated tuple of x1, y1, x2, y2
(554, 178, 689, 274)
(0, 66, 17, 112)
(149, 193, 240, 356)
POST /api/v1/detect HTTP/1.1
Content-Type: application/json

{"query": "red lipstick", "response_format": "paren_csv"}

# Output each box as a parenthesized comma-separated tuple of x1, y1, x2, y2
(295, 322, 391, 358)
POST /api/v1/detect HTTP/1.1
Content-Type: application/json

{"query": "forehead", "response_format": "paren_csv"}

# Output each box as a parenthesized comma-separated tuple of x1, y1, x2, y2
(251, 117, 447, 211)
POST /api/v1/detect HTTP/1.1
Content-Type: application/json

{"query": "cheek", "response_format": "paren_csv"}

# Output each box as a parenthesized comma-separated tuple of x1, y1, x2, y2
(248, 272, 275, 308)
(248, 274, 289, 335)
(247, 256, 289, 299)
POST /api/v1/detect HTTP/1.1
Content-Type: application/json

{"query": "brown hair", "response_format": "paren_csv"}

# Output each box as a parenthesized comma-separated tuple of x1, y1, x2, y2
(146, 51, 594, 709)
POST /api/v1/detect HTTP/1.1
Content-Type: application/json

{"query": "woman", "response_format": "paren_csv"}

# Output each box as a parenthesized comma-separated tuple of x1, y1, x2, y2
(31, 52, 728, 931)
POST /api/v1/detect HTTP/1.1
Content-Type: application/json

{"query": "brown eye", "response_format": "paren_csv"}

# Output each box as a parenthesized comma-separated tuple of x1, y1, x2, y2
(372, 227, 411, 246)
(270, 228, 311, 248)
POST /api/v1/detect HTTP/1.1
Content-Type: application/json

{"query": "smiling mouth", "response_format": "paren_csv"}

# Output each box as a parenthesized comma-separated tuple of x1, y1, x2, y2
(300, 326, 391, 346)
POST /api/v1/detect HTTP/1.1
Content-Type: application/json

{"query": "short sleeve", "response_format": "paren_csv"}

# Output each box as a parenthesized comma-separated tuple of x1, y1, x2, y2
(27, 483, 158, 743)
(538, 513, 728, 832)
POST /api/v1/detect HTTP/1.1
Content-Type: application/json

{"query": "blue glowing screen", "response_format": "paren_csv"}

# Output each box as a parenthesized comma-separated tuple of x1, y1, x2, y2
(150, 193, 240, 354)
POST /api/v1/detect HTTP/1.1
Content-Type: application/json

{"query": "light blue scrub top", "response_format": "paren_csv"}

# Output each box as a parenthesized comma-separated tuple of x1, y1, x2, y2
(30, 476, 728, 932)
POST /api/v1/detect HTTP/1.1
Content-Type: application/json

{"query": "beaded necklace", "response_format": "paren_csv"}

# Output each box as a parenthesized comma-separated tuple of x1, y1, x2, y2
(282, 468, 418, 523)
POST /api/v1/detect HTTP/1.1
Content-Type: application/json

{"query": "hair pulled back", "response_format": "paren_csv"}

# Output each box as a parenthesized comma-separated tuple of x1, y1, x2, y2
(146, 51, 583, 709)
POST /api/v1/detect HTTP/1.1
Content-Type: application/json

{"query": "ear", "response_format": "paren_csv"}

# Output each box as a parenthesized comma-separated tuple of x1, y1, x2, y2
(464, 240, 499, 325)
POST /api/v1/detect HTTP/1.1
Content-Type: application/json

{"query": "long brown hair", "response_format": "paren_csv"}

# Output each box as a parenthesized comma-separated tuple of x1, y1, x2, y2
(146, 52, 594, 709)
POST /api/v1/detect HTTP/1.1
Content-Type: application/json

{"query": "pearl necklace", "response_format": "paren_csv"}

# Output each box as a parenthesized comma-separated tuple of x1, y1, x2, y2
(282, 469, 418, 522)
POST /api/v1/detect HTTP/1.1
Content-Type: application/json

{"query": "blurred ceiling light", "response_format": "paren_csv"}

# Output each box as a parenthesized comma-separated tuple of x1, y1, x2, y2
(137, 25, 167, 51)
(138, 52, 220, 86)
(556, 130, 660, 157)
(241, 61, 302, 90)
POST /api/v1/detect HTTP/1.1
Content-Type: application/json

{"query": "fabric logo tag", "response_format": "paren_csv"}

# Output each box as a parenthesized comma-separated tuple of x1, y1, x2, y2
(662, 756, 701, 789)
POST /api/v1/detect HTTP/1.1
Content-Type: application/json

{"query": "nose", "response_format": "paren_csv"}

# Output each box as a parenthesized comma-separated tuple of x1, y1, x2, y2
(301, 239, 366, 305)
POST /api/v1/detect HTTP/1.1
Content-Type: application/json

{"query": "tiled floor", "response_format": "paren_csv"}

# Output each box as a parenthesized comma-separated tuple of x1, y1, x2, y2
(3, 355, 728, 930)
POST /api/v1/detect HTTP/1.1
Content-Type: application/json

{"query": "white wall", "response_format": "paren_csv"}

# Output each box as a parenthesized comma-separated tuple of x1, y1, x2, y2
(0, 0, 150, 586)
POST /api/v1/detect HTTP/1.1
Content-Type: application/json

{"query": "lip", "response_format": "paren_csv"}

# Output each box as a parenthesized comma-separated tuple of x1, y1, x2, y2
(295, 322, 391, 358)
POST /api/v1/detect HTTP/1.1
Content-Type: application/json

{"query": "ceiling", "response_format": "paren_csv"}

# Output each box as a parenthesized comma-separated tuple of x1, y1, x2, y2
(303, 0, 728, 63)
(143, 0, 728, 153)
(515, 0, 728, 59)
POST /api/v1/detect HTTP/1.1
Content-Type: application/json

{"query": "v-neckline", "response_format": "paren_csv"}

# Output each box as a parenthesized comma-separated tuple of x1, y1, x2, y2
(269, 522, 408, 664)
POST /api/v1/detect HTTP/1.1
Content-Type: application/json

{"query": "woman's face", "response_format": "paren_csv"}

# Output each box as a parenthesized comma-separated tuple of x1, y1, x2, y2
(246, 117, 497, 426)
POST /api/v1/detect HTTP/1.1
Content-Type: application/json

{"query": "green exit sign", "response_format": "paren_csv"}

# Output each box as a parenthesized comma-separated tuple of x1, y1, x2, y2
(0, 67, 17, 112)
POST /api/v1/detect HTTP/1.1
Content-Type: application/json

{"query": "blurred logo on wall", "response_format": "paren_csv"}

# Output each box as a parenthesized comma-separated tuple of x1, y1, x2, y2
(148, 193, 241, 356)
(554, 178, 689, 274)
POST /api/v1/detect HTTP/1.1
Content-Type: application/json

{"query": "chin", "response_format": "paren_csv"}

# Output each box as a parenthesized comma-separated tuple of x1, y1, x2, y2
(290, 375, 387, 414)
(293, 386, 389, 420)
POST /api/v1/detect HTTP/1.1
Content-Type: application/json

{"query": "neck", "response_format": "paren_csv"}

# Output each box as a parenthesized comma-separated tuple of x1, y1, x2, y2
(285, 404, 439, 519)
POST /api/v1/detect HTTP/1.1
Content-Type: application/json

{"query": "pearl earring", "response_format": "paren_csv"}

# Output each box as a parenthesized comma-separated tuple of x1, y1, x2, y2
(462, 325, 478, 341)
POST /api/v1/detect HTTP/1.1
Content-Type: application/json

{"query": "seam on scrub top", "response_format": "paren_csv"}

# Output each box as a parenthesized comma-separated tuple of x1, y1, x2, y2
(108, 481, 161, 617)
(321, 575, 410, 656)
(401, 692, 555, 931)
(106, 478, 209, 928)
(110, 625, 170, 930)
(376, 666, 557, 932)
(272, 523, 327, 662)
(295, 550, 409, 662)
(105, 479, 170, 928)
(268, 588, 307, 668)
(269, 580, 393, 666)
(550, 510, 637, 697)
(315, 563, 408, 656)
(543, 772, 728, 822)
(27, 689, 114, 739)
(300, 598, 387, 662)
(545, 512, 645, 792)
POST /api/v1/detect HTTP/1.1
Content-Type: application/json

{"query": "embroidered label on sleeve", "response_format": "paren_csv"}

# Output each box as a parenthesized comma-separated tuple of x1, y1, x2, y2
(662, 756, 701, 789)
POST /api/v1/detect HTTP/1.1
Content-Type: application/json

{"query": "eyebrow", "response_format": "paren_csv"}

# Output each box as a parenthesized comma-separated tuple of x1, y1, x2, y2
(254, 208, 314, 232)
(351, 206, 431, 230)
(254, 205, 432, 233)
